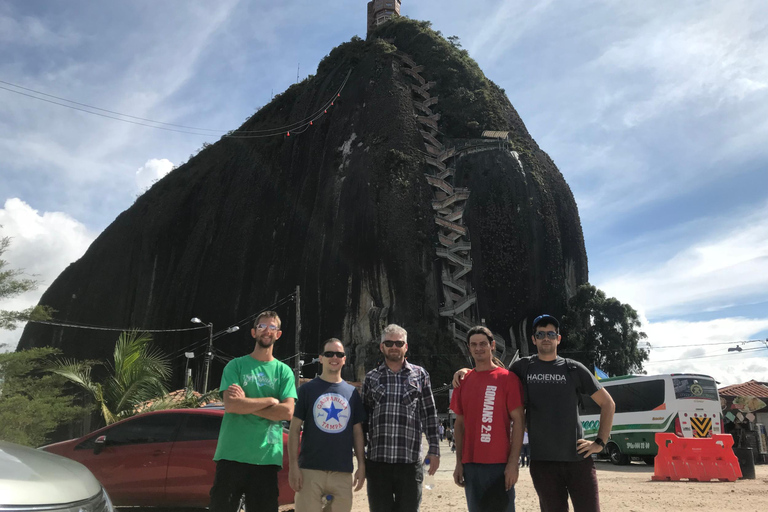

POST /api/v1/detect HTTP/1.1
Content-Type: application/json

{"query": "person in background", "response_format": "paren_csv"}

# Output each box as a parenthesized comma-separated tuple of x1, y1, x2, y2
(520, 429, 530, 468)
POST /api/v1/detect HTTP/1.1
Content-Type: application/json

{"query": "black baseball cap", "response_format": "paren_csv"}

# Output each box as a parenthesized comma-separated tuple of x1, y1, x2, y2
(533, 314, 559, 330)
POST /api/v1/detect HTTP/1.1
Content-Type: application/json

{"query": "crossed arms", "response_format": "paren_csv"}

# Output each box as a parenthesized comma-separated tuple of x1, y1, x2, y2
(222, 383, 294, 421)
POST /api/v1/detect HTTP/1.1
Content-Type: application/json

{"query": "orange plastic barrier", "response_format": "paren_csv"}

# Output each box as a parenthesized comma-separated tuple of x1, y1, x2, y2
(652, 433, 742, 482)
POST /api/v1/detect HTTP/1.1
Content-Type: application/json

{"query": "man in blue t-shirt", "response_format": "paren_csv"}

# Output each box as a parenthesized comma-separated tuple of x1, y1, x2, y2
(288, 338, 365, 512)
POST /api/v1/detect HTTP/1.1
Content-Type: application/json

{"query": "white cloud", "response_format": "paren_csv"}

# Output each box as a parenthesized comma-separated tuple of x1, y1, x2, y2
(640, 316, 768, 386)
(0, 198, 95, 351)
(590, 1, 768, 127)
(598, 201, 768, 317)
(136, 158, 174, 192)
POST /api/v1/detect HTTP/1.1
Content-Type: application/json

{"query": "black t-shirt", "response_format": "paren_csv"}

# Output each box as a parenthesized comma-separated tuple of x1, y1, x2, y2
(294, 378, 365, 472)
(510, 356, 601, 462)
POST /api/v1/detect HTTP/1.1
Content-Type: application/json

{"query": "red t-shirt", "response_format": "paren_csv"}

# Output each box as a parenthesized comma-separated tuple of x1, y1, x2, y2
(449, 367, 524, 464)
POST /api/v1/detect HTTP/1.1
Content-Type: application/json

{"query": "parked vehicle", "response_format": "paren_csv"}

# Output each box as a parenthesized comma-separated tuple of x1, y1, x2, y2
(579, 373, 723, 465)
(41, 408, 295, 507)
(0, 440, 113, 512)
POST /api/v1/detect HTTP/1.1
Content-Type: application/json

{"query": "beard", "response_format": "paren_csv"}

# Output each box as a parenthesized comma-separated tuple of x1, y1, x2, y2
(384, 351, 405, 362)
(257, 336, 275, 348)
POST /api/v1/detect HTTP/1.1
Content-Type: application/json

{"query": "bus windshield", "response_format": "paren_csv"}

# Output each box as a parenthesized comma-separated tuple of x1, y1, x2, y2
(672, 377, 718, 400)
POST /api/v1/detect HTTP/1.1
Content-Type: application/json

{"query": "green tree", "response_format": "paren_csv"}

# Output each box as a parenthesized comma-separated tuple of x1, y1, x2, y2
(0, 234, 54, 331)
(0, 347, 88, 446)
(562, 284, 648, 376)
(51, 330, 171, 424)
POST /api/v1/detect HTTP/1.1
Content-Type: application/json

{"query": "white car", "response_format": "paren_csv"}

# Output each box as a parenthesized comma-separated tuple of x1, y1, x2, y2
(0, 440, 113, 512)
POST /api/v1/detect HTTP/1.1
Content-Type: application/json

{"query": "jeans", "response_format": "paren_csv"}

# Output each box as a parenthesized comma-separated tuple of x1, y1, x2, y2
(365, 459, 423, 512)
(463, 463, 515, 512)
(209, 460, 279, 512)
(520, 444, 530, 467)
(529, 458, 600, 512)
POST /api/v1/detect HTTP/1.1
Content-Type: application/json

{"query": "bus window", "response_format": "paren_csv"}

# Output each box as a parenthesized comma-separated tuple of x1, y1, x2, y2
(609, 380, 665, 412)
(672, 377, 718, 400)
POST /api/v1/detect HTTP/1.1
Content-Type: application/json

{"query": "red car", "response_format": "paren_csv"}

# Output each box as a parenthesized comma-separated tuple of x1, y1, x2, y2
(41, 407, 295, 508)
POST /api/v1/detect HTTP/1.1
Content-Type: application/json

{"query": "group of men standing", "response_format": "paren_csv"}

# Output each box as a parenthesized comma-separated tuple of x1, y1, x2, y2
(208, 311, 615, 512)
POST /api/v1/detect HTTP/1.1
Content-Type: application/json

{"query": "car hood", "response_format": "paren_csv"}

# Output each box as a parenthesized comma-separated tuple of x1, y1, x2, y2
(0, 441, 102, 505)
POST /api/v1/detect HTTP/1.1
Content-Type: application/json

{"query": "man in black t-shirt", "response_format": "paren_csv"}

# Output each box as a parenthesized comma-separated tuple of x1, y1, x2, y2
(288, 338, 366, 512)
(510, 314, 615, 512)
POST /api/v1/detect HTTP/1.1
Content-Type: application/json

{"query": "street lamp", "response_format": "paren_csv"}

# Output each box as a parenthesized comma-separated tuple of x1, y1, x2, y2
(184, 352, 195, 388)
(191, 318, 214, 393)
(191, 318, 240, 393)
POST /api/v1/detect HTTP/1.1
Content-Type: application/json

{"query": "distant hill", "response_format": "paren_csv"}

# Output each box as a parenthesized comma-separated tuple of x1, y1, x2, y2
(19, 18, 588, 387)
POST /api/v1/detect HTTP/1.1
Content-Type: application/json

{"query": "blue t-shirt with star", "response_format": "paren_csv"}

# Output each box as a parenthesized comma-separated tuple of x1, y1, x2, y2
(294, 377, 365, 473)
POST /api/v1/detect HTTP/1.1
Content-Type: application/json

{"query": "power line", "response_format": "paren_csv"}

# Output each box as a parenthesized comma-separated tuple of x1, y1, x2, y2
(646, 345, 768, 364)
(0, 79, 223, 132)
(0, 85, 217, 136)
(28, 319, 207, 334)
(0, 70, 352, 139)
(646, 339, 766, 349)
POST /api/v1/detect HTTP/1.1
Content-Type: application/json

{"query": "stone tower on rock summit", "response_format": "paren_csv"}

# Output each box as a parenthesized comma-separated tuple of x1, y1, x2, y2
(367, 0, 401, 37)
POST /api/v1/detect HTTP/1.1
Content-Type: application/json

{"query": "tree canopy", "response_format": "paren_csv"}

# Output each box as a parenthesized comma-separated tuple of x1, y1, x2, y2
(0, 347, 88, 446)
(561, 284, 648, 376)
(0, 234, 54, 332)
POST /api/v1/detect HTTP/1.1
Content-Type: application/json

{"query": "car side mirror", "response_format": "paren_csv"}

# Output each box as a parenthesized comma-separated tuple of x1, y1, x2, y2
(93, 435, 107, 455)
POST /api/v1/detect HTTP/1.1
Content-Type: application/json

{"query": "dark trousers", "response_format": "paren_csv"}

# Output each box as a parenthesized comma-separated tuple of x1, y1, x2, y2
(520, 444, 530, 467)
(463, 463, 515, 512)
(365, 459, 423, 512)
(529, 458, 600, 512)
(209, 459, 280, 512)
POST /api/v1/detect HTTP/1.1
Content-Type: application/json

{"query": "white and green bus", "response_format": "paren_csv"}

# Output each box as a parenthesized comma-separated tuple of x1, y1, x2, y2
(579, 373, 723, 465)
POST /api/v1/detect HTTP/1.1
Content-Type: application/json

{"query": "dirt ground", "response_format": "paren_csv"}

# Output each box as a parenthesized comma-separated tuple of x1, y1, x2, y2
(338, 440, 768, 512)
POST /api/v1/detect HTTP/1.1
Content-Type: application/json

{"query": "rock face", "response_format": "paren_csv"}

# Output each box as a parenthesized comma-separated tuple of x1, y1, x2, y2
(19, 19, 588, 387)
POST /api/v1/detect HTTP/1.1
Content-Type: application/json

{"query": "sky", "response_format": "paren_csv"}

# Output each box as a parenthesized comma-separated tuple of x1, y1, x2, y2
(1, 0, 767, 386)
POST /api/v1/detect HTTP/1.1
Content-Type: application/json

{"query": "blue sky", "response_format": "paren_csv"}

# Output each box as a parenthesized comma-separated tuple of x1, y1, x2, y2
(1, 0, 766, 385)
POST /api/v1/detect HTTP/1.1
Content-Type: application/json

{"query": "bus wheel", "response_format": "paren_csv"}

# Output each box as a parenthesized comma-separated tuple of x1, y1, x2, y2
(608, 443, 629, 465)
(642, 456, 655, 466)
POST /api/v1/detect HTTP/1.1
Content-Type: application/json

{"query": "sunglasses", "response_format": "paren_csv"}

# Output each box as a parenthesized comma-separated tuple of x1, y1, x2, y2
(322, 351, 346, 358)
(382, 340, 405, 348)
(534, 331, 558, 340)
(255, 323, 279, 331)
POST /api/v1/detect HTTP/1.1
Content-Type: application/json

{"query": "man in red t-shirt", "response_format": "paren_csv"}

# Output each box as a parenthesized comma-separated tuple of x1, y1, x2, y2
(450, 326, 525, 512)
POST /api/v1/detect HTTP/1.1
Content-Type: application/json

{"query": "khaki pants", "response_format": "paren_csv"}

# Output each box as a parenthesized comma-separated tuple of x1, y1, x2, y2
(295, 468, 353, 512)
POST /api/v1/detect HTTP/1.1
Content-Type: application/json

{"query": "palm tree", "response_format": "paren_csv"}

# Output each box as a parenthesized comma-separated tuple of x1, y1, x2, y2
(51, 330, 171, 424)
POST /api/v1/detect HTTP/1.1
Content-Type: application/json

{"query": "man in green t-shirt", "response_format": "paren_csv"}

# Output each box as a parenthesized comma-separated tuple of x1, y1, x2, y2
(209, 311, 298, 512)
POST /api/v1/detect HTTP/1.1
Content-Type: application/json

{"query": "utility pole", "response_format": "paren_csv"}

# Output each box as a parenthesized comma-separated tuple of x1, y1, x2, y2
(203, 322, 213, 393)
(295, 285, 301, 387)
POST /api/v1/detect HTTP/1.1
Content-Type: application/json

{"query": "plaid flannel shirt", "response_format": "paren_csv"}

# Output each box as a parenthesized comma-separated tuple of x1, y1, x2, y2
(361, 360, 441, 463)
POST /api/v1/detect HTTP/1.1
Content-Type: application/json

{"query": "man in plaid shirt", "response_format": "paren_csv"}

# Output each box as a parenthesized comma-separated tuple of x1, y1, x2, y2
(361, 324, 441, 512)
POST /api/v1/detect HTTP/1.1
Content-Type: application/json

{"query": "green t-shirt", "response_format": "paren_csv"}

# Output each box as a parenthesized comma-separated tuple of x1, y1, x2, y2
(213, 356, 298, 466)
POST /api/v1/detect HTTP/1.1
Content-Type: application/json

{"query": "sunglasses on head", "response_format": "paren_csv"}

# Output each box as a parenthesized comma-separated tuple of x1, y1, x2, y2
(383, 340, 405, 348)
(322, 351, 345, 358)
(255, 323, 279, 331)
(534, 331, 558, 340)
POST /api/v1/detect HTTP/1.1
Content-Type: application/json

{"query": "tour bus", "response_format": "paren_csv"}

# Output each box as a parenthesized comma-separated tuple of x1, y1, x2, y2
(579, 373, 723, 465)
